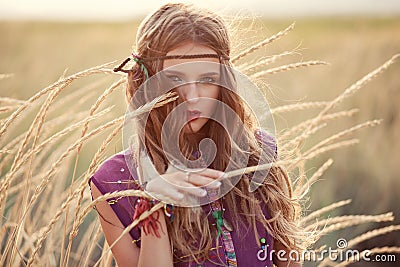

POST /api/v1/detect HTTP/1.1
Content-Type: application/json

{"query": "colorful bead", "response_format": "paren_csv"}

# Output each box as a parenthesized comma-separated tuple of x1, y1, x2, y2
(164, 204, 175, 221)
(260, 237, 267, 249)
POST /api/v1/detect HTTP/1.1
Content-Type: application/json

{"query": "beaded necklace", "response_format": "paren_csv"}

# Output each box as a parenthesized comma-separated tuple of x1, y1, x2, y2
(194, 151, 238, 267)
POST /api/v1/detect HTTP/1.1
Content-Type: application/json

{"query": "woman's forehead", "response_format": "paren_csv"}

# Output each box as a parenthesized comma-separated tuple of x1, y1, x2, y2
(166, 42, 217, 56)
(163, 42, 220, 70)
(163, 61, 221, 78)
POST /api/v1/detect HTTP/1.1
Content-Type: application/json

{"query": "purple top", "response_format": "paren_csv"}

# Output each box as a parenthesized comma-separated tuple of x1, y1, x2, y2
(90, 129, 276, 267)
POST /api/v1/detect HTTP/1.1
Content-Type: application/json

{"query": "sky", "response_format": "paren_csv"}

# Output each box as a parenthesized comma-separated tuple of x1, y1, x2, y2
(1, 0, 400, 21)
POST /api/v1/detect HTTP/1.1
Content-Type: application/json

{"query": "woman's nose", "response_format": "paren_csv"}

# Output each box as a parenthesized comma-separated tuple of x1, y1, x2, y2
(184, 82, 200, 103)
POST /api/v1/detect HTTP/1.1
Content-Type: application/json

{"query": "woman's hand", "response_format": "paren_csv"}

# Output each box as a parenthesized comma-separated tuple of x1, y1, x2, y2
(145, 165, 226, 204)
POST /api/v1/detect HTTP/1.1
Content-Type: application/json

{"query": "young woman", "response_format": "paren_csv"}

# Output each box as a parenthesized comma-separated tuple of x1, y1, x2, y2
(90, 3, 304, 266)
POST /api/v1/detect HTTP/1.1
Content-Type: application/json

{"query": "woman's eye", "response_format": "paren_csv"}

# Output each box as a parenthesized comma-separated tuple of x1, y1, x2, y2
(198, 77, 215, 83)
(168, 75, 184, 83)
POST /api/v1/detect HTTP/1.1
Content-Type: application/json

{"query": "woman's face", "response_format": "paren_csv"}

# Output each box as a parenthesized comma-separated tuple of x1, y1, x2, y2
(162, 42, 221, 134)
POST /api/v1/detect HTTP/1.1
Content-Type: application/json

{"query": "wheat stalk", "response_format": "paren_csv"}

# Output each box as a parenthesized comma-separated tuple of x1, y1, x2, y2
(301, 139, 359, 162)
(93, 202, 164, 267)
(77, 77, 126, 153)
(281, 122, 328, 152)
(303, 120, 381, 159)
(301, 199, 351, 225)
(300, 54, 399, 145)
(319, 212, 394, 235)
(239, 48, 299, 74)
(286, 139, 360, 173)
(1, 85, 65, 244)
(295, 158, 334, 199)
(306, 213, 393, 231)
(271, 101, 330, 114)
(0, 61, 115, 139)
(81, 222, 102, 267)
(64, 123, 125, 267)
(63, 77, 125, 266)
(251, 60, 328, 78)
(280, 109, 359, 141)
(25, 92, 178, 266)
(231, 22, 295, 63)
(0, 107, 113, 206)
(347, 225, 400, 249)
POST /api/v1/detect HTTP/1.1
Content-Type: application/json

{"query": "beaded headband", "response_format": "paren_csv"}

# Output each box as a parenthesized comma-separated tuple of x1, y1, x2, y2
(113, 53, 230, 80)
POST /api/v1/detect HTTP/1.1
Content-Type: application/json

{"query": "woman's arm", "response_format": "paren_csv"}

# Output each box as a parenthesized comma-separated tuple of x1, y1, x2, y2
(90, 181, 139, 266)
(91, 182, 173, 267)
(137, 208, 173, 267)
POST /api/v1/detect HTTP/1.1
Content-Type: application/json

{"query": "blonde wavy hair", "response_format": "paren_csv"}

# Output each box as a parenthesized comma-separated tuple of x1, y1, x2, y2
(125, 3, 305, 264)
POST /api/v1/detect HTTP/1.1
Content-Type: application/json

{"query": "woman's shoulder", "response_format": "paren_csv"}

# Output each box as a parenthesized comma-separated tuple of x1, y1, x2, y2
(90, 149, 140, 194)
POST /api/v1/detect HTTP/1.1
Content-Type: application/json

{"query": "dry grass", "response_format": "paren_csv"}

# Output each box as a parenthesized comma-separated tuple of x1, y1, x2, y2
(1, 19, 399, 266)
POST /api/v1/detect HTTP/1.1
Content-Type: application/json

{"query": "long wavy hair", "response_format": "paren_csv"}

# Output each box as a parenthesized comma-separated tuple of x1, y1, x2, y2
(125, 3, 304, 264)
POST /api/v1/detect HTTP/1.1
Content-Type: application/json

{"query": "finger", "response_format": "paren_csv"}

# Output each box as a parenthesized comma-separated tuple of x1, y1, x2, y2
(153, 177, 208, 199)
(172, 181, 208, 197)
(193, 168, 227, 180)
(186, 173, 221, 188)
(146, 179, 184, 202)
(149, 186, 184, 202)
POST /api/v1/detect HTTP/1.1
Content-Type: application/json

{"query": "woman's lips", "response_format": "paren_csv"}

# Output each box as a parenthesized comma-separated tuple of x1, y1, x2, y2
(187, 110, 201, 121)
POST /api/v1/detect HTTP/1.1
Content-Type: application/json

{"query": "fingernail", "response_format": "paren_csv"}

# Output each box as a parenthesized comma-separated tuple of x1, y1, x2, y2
(200, 190, 207, 196)
(209, 182, 221, 189)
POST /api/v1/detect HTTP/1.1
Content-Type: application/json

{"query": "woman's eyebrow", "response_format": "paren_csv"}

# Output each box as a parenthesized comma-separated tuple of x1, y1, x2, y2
(163, 70, 220, 76)
(199, 72, 220, 76)
(163, 70, 184, 75)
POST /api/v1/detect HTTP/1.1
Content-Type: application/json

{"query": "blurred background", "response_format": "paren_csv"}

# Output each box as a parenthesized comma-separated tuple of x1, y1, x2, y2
(1, 0, 399, 266)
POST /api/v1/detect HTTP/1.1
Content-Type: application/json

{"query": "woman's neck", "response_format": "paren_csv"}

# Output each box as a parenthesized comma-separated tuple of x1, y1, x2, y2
(186, 123, 210, 148)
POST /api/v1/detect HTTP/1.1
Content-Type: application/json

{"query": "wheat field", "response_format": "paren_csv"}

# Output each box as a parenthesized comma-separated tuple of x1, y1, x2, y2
(0, 18, 399, 266)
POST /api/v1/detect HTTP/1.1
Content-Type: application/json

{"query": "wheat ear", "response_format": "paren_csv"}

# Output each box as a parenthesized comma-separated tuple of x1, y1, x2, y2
(231, 22, 295, 63)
